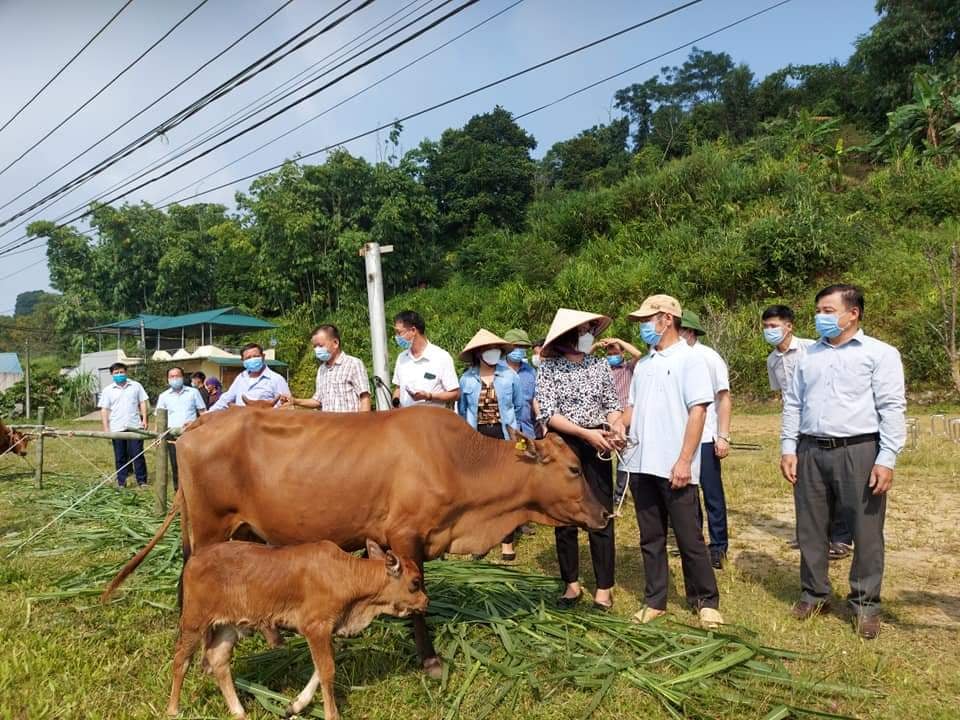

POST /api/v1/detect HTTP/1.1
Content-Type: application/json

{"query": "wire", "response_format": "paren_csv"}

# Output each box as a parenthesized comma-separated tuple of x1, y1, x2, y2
(0, 0, 213, 180)
(0, 0, 297, 216)
(0, 257, 47, 282)
(0, 0, 372, 229)
(0, 0, 135, 135)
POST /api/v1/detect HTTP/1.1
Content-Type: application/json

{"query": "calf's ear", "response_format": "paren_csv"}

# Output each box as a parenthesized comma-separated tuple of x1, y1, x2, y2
(365, 539, 387, 560)
(384, 551, 402, 578)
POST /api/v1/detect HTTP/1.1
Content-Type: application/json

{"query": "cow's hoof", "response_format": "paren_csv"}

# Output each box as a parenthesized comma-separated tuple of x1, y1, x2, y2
(422, 656, 443, 679)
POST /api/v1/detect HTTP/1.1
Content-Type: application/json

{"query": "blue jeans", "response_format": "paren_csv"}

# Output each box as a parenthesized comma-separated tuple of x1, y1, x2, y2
(697, 442, 728, 554)
(111, 439, 147, 487)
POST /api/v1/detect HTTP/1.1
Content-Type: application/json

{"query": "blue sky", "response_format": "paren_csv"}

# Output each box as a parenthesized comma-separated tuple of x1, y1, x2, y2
(0, 0, 879, 314)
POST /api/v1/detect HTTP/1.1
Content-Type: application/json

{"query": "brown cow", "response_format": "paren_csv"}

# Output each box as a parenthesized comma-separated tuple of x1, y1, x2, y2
(0, 419, 29, 457)
(168, 539, 427, 720)
(104, 405, 609, 677)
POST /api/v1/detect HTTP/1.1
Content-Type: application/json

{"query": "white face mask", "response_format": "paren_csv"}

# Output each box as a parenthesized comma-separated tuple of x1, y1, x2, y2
(577, 332, 595, 353)
(481, 348, 502, 366)
(531, 355, 541, 368)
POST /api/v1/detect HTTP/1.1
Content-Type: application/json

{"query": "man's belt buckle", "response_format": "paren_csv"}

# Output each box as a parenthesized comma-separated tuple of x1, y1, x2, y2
(815, 436, 840, 449)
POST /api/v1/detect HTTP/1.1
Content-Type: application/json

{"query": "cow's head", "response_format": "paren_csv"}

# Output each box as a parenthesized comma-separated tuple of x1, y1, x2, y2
(2, 427, 29, 457)
(508, 428, 609, 531)
(365, 540, 429, 617)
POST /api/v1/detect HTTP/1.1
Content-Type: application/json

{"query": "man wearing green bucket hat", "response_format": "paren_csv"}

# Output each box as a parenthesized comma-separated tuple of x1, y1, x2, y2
(680, 309, 732, 570)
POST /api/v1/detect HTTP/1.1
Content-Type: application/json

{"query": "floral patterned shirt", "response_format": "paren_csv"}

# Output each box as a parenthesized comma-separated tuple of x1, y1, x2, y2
(535, 354, 621, 428)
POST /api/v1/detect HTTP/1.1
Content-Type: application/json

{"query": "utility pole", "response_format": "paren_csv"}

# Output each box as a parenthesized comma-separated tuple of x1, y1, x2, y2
(24, 339, 31, 419)
(360, 242, 393, 411)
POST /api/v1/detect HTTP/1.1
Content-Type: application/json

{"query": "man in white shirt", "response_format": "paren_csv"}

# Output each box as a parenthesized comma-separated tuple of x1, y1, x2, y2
(210, 343, 291, 411)
(619, 294, 723, 630)
(780, 284, 906, 639)
(763, 304, 853, 558)
(156, 366, 206, 490)
(679, 310, 732, 570)
(98, 362, 149, 488)
(283, 324, 371, 412)
(391, 310, 459, 409)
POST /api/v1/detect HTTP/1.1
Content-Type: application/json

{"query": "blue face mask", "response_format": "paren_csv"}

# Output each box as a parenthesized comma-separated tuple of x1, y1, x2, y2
(314, 347, 331, 363)
(763, 327, 785, 346)
(815, 313, 844, 339)
(506, 348, 526, 363)
(243, 356, 264, 373)
(639, 319, 662, 347)
(113, 373, 127, 385)
(169, 377, 184, 391)
(607, 354, 623, 367)
(395, 334, 412, 350)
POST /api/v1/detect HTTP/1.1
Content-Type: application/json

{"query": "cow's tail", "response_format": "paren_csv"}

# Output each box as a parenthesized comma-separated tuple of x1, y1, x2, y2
(100, 488, 182, 602)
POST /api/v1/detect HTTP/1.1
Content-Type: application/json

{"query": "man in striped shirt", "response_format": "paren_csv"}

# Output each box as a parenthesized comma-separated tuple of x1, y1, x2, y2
(593, 337, 642, 409)
(282, 325, 371, 413)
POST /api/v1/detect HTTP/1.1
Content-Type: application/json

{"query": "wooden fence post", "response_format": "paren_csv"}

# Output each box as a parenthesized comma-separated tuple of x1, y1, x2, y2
(155, 408, 168, 513)
(34, 406, 45, 489)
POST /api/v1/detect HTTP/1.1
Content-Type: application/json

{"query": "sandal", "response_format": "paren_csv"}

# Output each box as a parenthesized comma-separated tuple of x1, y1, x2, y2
(632, 607, 666, 624)
(557, 591, 582, 609)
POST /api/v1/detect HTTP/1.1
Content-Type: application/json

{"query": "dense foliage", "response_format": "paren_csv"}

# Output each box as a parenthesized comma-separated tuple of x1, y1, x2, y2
(9, 1, 960, 401)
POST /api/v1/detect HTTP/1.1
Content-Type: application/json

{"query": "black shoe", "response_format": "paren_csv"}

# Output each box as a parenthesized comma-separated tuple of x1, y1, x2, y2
(500, 552, 516, 562)
(592, 599, 613, 613)
(828, 542, 852, 561)
(557, 592, 582, 609)
(709, 550, 725, 570)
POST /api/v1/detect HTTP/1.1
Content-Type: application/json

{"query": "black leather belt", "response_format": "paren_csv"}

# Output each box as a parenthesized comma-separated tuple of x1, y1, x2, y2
(800, 433, 879, 450)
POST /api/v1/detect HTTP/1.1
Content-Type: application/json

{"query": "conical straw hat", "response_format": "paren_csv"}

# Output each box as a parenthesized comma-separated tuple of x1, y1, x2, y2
(459, 328, 509, 362)
(542, 308, 612, 351)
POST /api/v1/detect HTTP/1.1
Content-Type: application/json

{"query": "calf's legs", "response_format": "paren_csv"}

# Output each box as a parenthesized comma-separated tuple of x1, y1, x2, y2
(204, 625, 246, 718)
(167, 628, 202, 717)
(287, 624, 337, 719)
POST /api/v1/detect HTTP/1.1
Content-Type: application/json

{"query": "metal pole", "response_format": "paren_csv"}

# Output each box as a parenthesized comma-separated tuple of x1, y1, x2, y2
(34, 406, 45, 489)
(155, 408, 168, 513)
(362, 242, 393, 411)
(24, 339, 31, 419)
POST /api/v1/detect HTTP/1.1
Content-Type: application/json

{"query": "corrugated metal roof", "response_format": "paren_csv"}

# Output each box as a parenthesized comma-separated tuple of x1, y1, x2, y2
(0, 352, 23, 375)
(205, 357, 288, 368)
(89, 307, 277, 332)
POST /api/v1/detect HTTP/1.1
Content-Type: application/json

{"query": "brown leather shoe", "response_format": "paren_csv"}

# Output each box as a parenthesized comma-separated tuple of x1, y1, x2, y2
(854, 614, 881, 639)
(791, 600, 831, 620)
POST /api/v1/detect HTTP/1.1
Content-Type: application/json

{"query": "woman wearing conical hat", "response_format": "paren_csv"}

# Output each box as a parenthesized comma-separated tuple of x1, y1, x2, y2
(535, 309, 625, 611)
(457, 329, 525, 561)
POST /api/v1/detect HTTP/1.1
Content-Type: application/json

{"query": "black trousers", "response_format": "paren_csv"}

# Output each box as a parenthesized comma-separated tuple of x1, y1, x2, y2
(554, 431, 615, 589)
(111, 438, 147, 487)
(477, 424, 516, 545)
(628, 472, 719, 610)
(167, 441, 179, 491)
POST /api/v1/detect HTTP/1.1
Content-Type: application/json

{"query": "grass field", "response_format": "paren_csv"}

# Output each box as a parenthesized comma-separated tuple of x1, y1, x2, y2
(1, 413, 958, 720)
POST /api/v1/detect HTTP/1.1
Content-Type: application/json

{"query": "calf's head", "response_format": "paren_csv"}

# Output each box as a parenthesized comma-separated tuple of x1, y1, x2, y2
(365, 540, 429, 617)
(508, 429, 609, 531)
(2, 427, 29, 457)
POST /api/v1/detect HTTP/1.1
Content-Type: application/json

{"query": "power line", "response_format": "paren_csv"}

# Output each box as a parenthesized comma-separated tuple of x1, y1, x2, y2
(0, 0, 297, 217)
(0, 257, 47, 282)
(0, 0, 135, 135)
(0, 0, 433, 245)
(0, 0, 213, 180)
(0, 0, 372, 229)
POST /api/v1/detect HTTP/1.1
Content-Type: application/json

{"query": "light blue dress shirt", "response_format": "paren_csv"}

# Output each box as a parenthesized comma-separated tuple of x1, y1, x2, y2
(210, 366, 291, 411)
(458, 365, 523, 440)
(156, 386, 206, 429)
(781, 330, 906, 468)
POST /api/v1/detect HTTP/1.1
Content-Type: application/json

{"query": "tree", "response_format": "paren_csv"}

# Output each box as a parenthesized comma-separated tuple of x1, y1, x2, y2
(406, 106, 536, 239)
(540, 118, 630, 190)
(13, 290, 58, 317)
(925, 221, 960, 395)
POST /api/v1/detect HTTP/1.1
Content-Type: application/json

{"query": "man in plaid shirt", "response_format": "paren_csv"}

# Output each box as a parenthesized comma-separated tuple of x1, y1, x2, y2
(282, 325, 371, 412)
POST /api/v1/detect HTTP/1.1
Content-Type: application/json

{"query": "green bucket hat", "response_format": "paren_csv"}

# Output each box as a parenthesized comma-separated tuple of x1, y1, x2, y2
(502, 328, 532, 347)
(680, 309, 706, 336)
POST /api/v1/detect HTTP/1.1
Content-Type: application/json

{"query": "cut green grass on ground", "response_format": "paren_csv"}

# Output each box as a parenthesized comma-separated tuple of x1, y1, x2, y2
(1, 413, 958, 719)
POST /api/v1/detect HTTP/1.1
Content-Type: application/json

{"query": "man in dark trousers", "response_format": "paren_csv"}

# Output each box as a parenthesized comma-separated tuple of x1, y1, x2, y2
(780, 284, 906, 639)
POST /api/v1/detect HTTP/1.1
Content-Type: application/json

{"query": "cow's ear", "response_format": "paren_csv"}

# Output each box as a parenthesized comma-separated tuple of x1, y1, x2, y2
(532, 439, 553, 465)
(365, 539, 387, 560)
(384, 551, 402, 578)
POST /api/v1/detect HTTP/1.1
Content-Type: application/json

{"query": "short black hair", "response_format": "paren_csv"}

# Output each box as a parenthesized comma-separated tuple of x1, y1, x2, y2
(762, 304, 795, 323)
(240, 342, 264, 356)
(312, 324, 341, 342)
(532, 338, 545, 349)
(815, 283, 865, 318)
(109, 362, 127, 372)
(191, 371, 206, 381)
(394, 310, 425, 334)
(167, 366, 185, 378)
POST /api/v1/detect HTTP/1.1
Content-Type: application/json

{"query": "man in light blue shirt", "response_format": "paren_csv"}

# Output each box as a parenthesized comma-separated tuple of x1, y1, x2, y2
(156, 366, 206, 490)
(210, 343, 291, 411)
(780, 284, 906, 640)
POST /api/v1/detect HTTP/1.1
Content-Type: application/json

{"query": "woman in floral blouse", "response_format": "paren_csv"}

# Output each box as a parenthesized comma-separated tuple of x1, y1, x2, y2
(536, 308, 624, 611)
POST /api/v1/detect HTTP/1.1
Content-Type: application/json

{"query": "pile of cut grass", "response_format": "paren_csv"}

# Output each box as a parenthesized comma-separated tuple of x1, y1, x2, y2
(6, 484, 880, 719)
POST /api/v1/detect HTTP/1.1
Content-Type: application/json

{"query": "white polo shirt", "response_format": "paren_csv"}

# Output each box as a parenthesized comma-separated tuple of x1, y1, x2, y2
(767, 336, 815, 393)
(392, 341, 458, 408)
(691, 341, 730, 444)
(98, 380, 149, 432)
(619, 340, 714, 483)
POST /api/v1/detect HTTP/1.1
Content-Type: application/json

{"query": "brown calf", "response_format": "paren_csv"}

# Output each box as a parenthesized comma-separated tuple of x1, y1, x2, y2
(0, 419, 29, 457)
(167, 539, 428, 720)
